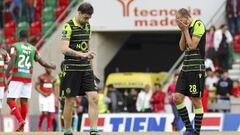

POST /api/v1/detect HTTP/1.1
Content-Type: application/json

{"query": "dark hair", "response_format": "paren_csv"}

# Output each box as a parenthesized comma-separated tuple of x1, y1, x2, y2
(78, 2, 94, 15)
(154, 83, 161, 87)
(223, 69, 228, 73)
(206, 68, 212, 72)
(107, 84, 114, 89)
(19, 30, 29, 40)
(177, 8, 191, 17)
(208, 25, 216, 32)
(219, 24, 227, 29)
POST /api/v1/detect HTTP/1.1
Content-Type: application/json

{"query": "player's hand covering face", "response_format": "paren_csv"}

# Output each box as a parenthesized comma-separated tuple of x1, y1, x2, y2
(176, 13, 188, 31)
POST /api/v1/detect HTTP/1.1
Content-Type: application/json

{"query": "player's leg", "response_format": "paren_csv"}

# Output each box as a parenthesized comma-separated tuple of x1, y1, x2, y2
(83, 71, 99, 135)
(20, 98, 28, 121)
(19, 82, 32, 120)
(191, 71, 205, 135)
(86, 91, 99, 135)
(38, 111, 47, 131)
(174, 93, 193, 132)
(0, 87, 4, 114)
(174, 72, 193, 134)
(63, 97, 75, 134)
(7, 81, 24, 131)
(47, 93, 55, 131)
(47, 112, 53, 131)
(60, 71, 78, 135)
(192, 98, 204, 135)
(38, 94, 47, 131)
(17, 82, 32, 132)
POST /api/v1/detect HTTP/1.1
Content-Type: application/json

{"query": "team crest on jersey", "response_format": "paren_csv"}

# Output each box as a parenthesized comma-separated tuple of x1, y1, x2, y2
(62, 31, 67, 37)
(66, 88, 71, 94)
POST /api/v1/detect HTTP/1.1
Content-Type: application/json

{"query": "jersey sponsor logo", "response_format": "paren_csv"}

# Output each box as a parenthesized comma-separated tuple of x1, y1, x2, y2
(76, 42, 89, 51)
(18, 68, 31, 73)
(0, 61, 4, 66)
(43, 83, 53, 89)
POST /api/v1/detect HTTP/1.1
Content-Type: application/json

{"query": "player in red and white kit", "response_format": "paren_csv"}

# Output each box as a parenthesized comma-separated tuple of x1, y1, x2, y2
(0, 48, 10, 114)
(5, 30, 56, 132)
(35, 68, 56, 132)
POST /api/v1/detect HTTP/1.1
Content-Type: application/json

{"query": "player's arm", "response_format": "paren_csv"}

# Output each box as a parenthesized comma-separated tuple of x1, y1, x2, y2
(35, 79, 47, 96)
(179, 32, 186, 51)
(34, 50, 56, 69)
(37, 58, 56, 69)
(53, 79, 60, 106)
(5, 47, 17, 76)
(183, 21, 205, 50)
(61, 40, 86, 57)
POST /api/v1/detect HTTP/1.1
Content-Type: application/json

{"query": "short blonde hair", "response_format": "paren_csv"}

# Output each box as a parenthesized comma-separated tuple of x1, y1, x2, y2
(177, 8, 191, 17)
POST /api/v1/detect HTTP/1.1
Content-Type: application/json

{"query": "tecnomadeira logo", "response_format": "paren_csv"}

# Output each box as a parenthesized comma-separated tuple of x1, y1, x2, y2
(117, 0, 134, 17)
(116, 0, 202, 27)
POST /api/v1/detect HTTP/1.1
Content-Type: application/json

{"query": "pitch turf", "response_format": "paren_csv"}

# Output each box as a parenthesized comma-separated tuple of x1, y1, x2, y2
(0, 132, 240, 135)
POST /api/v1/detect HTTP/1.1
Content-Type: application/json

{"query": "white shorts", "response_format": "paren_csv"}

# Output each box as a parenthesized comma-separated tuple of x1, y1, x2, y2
(39, 93, 55, 112)
(0, 87, 4, 99)
(0, 87, 4, 109)
(7, 81, 32, 99)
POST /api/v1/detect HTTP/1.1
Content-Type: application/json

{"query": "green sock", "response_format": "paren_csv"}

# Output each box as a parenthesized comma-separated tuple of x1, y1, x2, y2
(64, 129, 72, 134)
(90, 128, 99, 135)
(194, 107, 204, 135)
(176, 102, 193, 131)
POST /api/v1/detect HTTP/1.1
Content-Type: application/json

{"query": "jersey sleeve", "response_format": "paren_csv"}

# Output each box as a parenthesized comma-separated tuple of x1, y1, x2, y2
(10, 46, 17, 57)
(34, 50, 41, 61)
(62, 23, 72, 40)
(193, 21, 205, 38)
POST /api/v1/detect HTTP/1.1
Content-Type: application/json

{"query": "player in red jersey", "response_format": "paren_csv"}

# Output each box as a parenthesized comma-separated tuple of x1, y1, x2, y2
(35, 68, 56, 132)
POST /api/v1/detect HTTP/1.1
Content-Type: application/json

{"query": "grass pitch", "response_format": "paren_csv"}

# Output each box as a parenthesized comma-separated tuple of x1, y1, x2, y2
(0, 132, 240, 135)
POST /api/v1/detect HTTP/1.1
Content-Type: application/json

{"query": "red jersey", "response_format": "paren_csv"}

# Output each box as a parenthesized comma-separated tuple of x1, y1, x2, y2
(151, 91, 165, 112)
(231, 86, 240, 97)
(38, 73, 55, 94)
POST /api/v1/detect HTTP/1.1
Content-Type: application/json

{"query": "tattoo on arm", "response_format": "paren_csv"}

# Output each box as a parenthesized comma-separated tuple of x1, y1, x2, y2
(63, 50, 79, 57)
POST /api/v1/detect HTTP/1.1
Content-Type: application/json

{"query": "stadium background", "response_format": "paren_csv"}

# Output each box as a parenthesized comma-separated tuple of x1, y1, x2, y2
(0, 0, 240, 133)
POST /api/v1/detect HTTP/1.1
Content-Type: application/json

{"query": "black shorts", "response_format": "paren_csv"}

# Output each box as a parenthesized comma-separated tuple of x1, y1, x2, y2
(175, 71, 205, 97)
(60, 70, 97, 97)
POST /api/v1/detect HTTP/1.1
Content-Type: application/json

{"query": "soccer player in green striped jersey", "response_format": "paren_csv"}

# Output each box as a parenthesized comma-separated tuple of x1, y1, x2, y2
(174, 8, 206, 135)
(5, 30, 56, 132)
